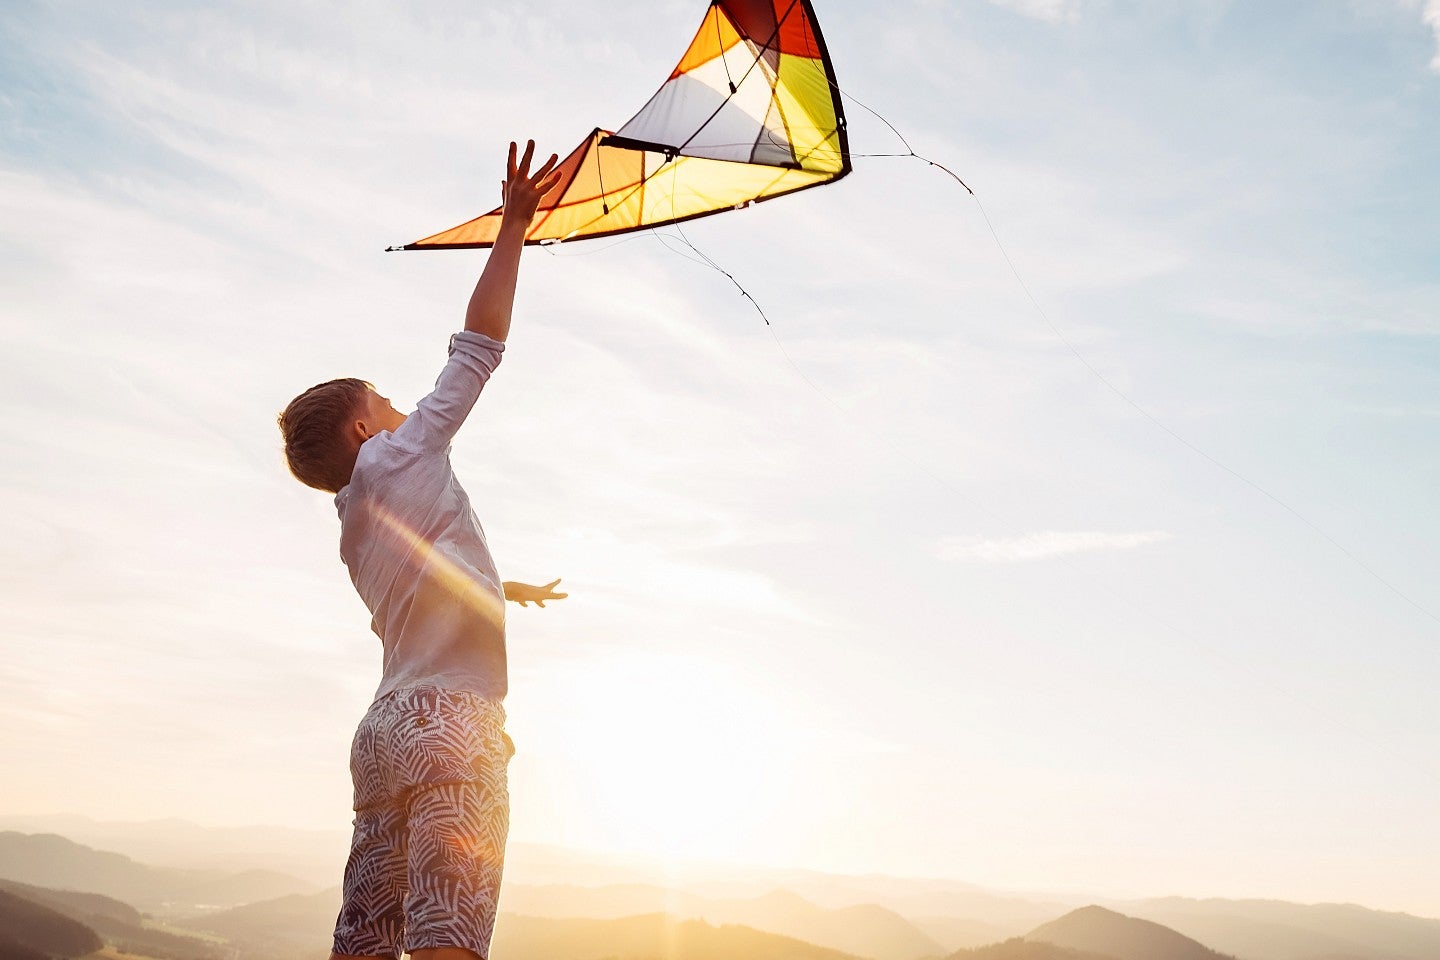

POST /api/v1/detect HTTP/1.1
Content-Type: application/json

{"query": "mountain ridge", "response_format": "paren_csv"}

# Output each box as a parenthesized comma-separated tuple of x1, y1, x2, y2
(0, 879, 224, 960)
(3, 823, 1438, 960)
(499, 881, 945, 960)
(0, 831, 315, 912)
(1124, 896, 1440, 960)
(1026, 905, 1235, 960)
(0, 887, 104, 960)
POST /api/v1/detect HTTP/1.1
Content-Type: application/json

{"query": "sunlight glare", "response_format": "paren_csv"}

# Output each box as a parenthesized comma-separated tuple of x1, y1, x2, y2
(537, 651, 804, 864)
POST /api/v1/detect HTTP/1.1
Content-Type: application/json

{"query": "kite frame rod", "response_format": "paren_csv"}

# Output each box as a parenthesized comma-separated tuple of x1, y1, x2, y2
(600, 133, 805, 170)
(599, 134, 680, 159)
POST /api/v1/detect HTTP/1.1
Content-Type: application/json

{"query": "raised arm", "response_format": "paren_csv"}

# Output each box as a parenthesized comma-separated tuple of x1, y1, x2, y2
(465, 140, 562, 342)
(389, 142, 562, 454)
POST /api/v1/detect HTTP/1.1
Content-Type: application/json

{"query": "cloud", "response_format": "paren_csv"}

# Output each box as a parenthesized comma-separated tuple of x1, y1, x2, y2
(986, 0, 1081, 24)
(1400, 0, 1440, 70)
(1425, 0, 1440, 70)
(937, 530, 1171, 563)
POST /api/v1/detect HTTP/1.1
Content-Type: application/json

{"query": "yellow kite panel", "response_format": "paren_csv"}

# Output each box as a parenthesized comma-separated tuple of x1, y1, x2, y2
(397, 0, 850, 250)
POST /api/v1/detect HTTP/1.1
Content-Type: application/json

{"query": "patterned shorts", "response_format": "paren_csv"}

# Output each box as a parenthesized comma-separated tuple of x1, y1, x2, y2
(332, 685, 514, 959)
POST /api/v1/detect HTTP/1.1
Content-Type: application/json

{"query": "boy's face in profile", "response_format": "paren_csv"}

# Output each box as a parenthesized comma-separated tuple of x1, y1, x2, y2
(361, 387, 408, 437)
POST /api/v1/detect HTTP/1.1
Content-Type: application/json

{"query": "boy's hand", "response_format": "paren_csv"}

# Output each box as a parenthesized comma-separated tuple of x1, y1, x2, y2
(464, 140, 562, 341)
(500, 140, 562, 226)
(503, 578, 568, 608)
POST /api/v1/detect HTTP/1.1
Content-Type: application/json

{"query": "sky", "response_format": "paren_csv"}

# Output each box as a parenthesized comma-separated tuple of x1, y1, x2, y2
(2, 0, 1439, 917)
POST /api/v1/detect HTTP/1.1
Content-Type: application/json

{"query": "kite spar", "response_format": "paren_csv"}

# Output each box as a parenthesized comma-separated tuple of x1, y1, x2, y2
(391, 0, 851, 250)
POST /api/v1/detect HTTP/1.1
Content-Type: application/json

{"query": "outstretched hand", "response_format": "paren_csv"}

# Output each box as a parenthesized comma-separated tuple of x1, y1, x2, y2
(504, 578, 568, 608)
(501, 140, 562, 224)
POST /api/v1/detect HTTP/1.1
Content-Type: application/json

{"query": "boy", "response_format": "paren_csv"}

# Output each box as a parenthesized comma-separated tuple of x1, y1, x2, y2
(277, 141, 565, 960)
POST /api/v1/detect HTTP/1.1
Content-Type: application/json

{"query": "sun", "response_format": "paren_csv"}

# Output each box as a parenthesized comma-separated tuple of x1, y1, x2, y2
(519, 650, 805, 865)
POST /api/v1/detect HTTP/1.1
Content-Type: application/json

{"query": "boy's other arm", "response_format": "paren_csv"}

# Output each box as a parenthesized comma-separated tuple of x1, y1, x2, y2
(464, 140, 562, 342)
(504, 578, 567, 608)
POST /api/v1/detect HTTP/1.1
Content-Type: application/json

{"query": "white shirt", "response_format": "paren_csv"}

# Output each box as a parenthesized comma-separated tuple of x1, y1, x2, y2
(335, 332, 508, 703)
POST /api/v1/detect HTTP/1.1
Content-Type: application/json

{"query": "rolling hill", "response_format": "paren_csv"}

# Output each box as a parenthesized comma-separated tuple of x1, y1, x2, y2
(0, 887, 102, 959)
(0, 880, 223, 960)
(492, 912, 864, 960)
(0, 832, 316, 913)
(0, 814, 347, 887)
(185, 885, 340, 946)
(1026, 906, 1235, 960)
(8, 823, 1440, 960)
(193, 888, 866, 960)
(1127, 896, 1440, 960)
(500, 883, 945, 960)
(948, 937, 1119, 960)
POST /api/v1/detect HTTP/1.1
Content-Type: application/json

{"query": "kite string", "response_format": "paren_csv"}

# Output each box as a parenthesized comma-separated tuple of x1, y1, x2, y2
(539, 233, 658, 258)
(829, 80, 1438, 627)
(665, 221, 771, 324)
(832, 84, 975, 194)
(648, 225, 1418, 763)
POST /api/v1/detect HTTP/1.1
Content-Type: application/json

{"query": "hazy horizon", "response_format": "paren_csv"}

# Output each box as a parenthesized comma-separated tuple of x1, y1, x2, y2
(4, 810, 1438, 923)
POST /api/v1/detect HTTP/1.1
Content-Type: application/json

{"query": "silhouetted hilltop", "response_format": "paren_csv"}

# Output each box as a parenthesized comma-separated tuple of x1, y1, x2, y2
(1026, 906, 1235, 960)
(763, 881, 1074, 941)
(918, 916, 1035, 953)
(0, 879, 223, 960)
(194, 888, 863, 960)
(0, 832, 315, 912)
(948, 937, 1118, 960)
(186, 885, 340, 942)
(818, 899, 948, 960)
(0, 814, 348, 887)
(1127, 896, 1440, 960)
(493, 912, 864, 960)
(0, 887, 102, 959)
(0, 938, 48, 960)
(498, 883, 944, 960)
(0, 879, 143, 927)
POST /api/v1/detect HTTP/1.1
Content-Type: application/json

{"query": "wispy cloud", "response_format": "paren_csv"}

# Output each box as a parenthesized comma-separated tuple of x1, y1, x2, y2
(937, 530, 1171, 562)
(986, 0, 1081, 24)
(1399, 0, 1440, 70)
(1425, 0, 1440, 70)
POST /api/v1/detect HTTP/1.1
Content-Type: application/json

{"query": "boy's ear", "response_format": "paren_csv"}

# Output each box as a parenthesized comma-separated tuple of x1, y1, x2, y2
(351, 417, 372, 444)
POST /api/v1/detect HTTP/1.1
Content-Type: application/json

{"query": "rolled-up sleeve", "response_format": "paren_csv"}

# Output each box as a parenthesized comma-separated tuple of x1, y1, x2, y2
(390, 332, 505, 453)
